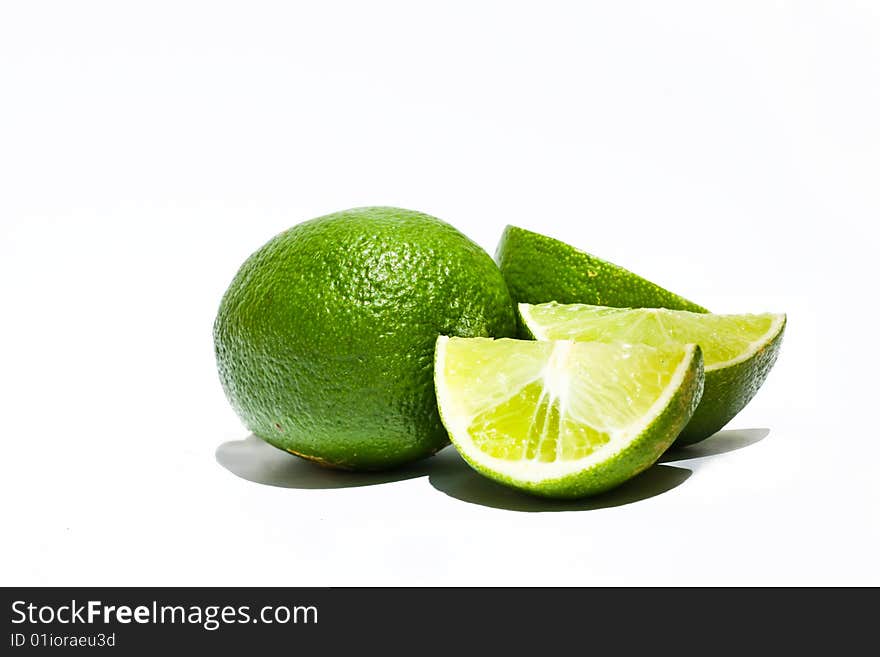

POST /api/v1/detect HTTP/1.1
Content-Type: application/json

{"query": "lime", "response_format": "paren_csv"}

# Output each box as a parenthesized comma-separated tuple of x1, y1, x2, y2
(214, 207, 517, 471)
(434, 336, 704, 498)
(496, 225, 707, 336)
(520, 303, 786, 445)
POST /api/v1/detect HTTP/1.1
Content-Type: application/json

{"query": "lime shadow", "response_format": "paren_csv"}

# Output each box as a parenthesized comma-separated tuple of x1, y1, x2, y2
(216, 434, 446, 489)
(659, 427, 769, 464)
(428, 449, 691, 512)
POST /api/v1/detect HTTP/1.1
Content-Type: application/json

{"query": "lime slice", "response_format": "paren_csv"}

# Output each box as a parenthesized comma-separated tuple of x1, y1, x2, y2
(495, 225, 707, 338)
(520, 303, 786, 445)
(434, 336, 704, 498)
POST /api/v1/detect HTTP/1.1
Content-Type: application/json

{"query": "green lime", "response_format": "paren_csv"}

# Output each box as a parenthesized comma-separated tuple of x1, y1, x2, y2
(496, 225, 707, 336)
(520, 303, 786, 445)
(434, 336, 704, 498)
(214, 207, 517, 470)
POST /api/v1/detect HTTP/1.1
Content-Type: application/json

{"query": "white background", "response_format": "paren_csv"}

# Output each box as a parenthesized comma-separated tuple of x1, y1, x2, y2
(1, 1, 877, 586)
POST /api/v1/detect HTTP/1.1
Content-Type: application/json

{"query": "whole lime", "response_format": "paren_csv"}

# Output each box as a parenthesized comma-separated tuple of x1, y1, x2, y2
(214, 207, 517, 470)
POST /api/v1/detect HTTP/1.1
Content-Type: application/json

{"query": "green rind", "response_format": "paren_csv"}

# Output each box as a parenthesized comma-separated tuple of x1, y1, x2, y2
(214, 207, 517, 471)
(675, 317, 786, 445)
(436, 341, 705, 499)
(496, 225, 708, 336)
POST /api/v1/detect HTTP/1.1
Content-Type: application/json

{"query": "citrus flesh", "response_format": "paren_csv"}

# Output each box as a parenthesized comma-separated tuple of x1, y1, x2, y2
(495, 225, 707, 336)
(434, 336, 704, 498)
(214, 207, 517, 470)
(520, 303, 786, 445)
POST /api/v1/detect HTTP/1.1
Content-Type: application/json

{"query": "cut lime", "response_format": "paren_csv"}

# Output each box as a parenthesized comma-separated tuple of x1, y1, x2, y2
(520, 303, 786, 445)
(434, 336, 704, 498)
(495, 225, 707, 338)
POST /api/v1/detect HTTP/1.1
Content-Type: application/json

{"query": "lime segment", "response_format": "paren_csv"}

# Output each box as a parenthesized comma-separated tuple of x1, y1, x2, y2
(520, 303, 786, 444)
(434, 336, 704, 498)
(495, 225, 708, 335)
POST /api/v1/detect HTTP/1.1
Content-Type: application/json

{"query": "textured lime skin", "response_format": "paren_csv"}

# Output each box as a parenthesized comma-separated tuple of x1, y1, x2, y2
(496, 225, 708, 336)
(214, 207, 517, 470)
(435, 340, 705, 499)
(676, 318, 786, 444)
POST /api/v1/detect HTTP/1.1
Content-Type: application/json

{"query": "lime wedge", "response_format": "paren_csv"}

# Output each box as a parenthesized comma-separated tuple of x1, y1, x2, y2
(520, 303, 786, 445)
(434, 336, 704, 498)
(495, 225, 708, 337)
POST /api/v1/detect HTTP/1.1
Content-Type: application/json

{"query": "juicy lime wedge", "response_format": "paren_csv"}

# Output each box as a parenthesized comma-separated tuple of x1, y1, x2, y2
(520, 303, 786, 445)
(434, 336, 704, 498)
(495, 225, 708, 336)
